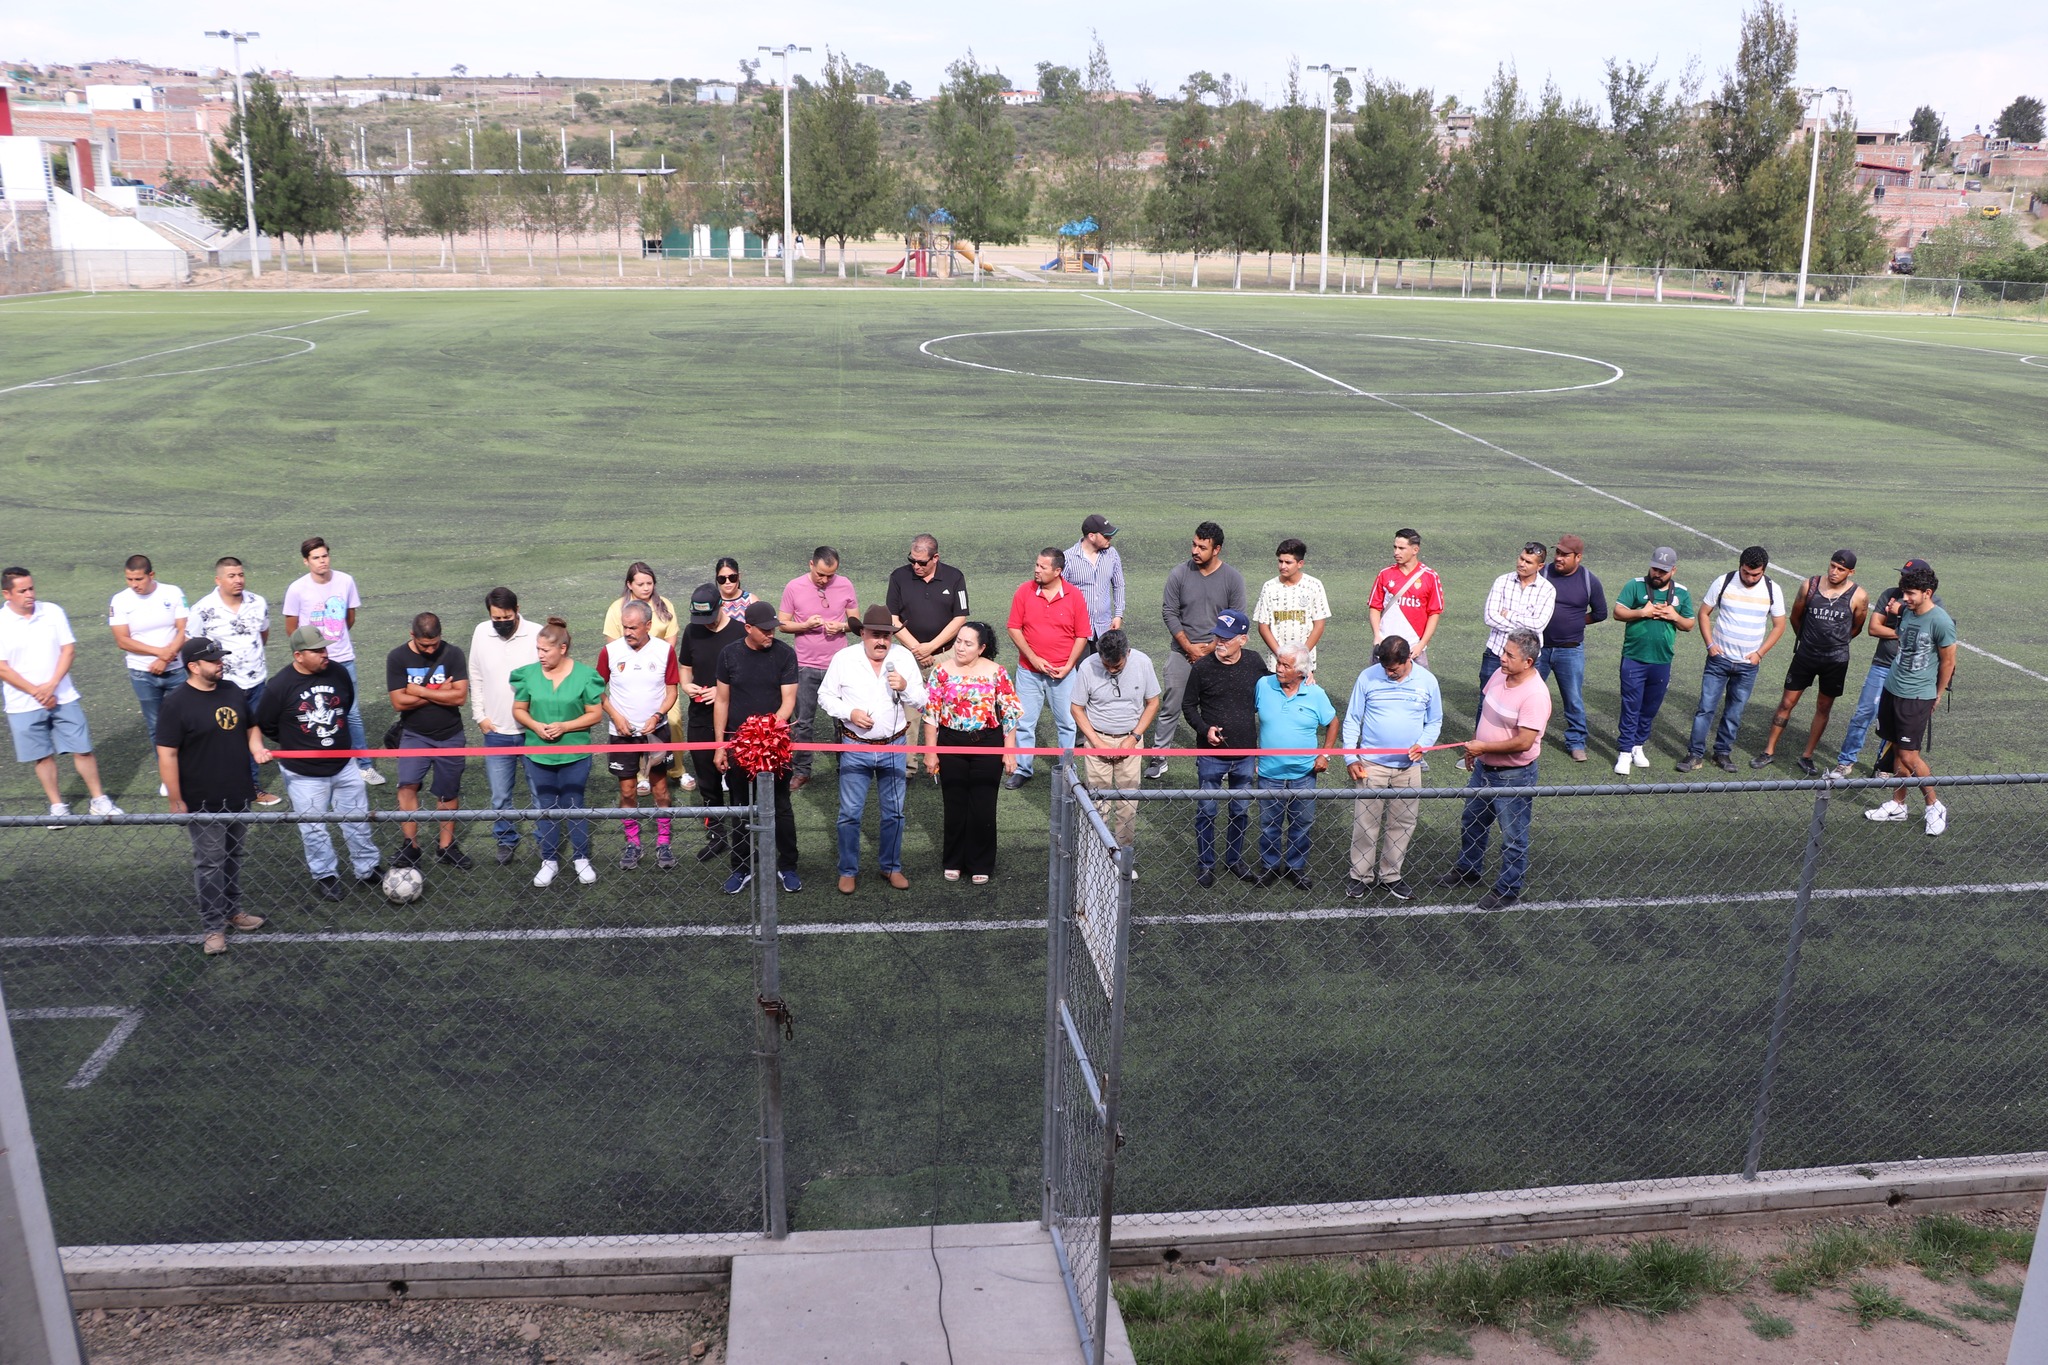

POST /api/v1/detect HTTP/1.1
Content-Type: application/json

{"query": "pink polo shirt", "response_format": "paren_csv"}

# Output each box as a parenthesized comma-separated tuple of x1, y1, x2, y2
(779, 573, 860, 671)
(1475, 668, 1551, 767)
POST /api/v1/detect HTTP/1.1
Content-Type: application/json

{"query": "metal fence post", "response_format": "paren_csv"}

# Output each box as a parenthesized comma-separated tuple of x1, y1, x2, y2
(1743, 782, 1832, 1180)
(752, 771, 788, 1238)
(1042, 761, 1071, 1228)
(1091, 839, 1137, 1365)
(0, 974, 87, 1365)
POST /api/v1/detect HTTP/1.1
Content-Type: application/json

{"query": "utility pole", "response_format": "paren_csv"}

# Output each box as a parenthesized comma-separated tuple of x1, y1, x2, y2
(1796, 86, 1845, 309)
(205, 29, 263, 278)
(759, 43, 810, 284)
(1311, 63, 1356, 294)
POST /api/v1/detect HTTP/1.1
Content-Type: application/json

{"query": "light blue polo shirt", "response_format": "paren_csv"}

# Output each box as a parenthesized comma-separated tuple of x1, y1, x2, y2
(1254, 675, 1335, 781)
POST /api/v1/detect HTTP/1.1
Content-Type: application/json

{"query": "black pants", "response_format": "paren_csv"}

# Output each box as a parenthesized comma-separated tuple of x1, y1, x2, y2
(187, 817, 247, 934)
(724, 766, 798, 873)
(938, 727, 1003, 877)
(688, 710, 729, 847)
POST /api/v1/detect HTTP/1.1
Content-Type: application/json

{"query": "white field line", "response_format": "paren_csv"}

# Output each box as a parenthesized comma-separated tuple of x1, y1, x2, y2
(1823, 329, 2048, 363)
(0, 310, 366, 396)
(1082, 293, 2048, 687)
(4, 877, 2044, 952)
(7, 1006, 145, 1088)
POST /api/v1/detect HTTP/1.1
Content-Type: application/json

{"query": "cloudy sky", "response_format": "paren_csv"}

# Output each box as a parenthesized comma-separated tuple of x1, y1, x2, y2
(10, 0, 2040, 134)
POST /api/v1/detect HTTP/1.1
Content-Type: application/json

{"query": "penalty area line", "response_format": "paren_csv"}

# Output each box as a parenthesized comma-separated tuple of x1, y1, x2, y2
(0, 310, 367, 397)
(6, 1005, 146, 1088)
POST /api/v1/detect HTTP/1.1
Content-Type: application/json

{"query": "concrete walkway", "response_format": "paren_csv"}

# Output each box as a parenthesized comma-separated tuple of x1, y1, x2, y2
(726, 1222, 1133, 1365)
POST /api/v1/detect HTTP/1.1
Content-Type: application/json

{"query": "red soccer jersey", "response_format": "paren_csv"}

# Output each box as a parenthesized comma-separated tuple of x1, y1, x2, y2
(1369, 563, 1446, 644)
(1006, 579, 1093, 675)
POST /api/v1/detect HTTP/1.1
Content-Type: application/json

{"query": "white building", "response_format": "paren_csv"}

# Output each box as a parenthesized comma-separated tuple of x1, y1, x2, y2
(86, 84, 155, 112)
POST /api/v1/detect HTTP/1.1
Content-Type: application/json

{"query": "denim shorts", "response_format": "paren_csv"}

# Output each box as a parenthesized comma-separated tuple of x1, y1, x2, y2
(396, 730, 469, 798)
(7, 700, 92, 762)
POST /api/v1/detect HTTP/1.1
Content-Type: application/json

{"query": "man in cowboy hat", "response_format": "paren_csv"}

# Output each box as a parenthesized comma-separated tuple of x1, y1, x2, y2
(819, 605, 927, 893)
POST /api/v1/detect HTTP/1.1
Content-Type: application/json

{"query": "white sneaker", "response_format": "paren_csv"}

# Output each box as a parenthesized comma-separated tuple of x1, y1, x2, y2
(574, 858, 598, 884)
(1924, 802, 1948, 836)
(1631, 746, 1649, 769)
(47, 801, 70, 829)
(88, 795, 124, 817)
(1614, 755, 1633, 776)
(360, 767, 386, 786)
(679, 770, 697, 791)
(1864, 799, 1910, 822)
(635, 777, 651, 796)
(533, 859, 560, 887)
(158, 782, 168, 797)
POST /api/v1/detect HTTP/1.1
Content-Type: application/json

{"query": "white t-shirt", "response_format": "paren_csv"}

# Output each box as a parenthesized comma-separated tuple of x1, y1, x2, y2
(1702, 572, 1785, 659)
(283, 571, 362, 663)
(597, 636, 679, 733)
(190, 589, 272, 690)
(108, 583, 188, 670)
(1253, 573, 1332, 670)
(0, 602, 82, 714)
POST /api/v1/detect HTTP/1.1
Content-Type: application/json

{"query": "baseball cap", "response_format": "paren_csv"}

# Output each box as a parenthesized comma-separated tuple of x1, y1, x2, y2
(179, 637, 226, 665)
(743, 599, 779, 630)
(287, 624, 329, 652)
(1212, 608, 1250, 640)
(689, 583, 719, 620)
(1649, 547, 1678, 571)
(1830, 548, 1857, 570)
(1082, 513, 1118, 538)
(1555, 534, 1585, 553)
(1901, 557, 1932, 574)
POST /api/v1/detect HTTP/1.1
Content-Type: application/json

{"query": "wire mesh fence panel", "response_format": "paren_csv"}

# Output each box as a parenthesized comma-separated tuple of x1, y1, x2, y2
(1090, 775, 2048, 1225)
(0, 805, 766, 1254)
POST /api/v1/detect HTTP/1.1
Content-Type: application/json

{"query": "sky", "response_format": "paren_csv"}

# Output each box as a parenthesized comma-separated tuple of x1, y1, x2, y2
(9, 0, 2041, 135)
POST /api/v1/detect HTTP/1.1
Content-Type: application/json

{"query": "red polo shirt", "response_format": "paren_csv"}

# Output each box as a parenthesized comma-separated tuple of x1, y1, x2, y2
(1007, 579, 1093, 675)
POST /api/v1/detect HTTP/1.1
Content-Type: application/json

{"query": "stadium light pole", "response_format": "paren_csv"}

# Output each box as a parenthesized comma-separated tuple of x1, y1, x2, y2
(1310, 63, 1356, 294)
(206, 29, 263, 278)
(1795, 85, 1845, 309)
(759, 44, 810, 284)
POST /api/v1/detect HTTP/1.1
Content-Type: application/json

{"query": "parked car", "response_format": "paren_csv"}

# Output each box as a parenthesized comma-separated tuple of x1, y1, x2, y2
(1890, 251, 1914, 275)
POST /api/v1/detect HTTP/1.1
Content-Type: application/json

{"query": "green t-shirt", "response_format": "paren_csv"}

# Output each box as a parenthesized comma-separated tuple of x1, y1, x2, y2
(510, 660, 608, 766)
(1617, 577, 1696, 666)
(1884, 604, 1955, 701)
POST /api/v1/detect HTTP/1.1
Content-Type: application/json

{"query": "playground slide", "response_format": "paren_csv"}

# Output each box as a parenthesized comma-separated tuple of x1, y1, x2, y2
(953, 244, 999, 276)
(885, 256, 907, 275)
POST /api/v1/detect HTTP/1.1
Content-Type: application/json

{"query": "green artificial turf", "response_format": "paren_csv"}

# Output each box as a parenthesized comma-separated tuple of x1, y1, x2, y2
(2, 287, 2045, 1248)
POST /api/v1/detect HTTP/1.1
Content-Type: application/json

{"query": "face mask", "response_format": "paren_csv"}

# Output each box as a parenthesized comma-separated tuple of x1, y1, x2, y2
(493, 619, 519, 639)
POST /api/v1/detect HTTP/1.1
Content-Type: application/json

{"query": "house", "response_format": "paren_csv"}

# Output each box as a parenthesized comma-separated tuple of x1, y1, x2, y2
(1000, 90, 1040, 106)
(696, 84, 738, 104)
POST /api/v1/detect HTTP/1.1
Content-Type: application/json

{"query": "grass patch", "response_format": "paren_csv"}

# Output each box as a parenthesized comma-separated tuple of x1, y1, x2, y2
(1841, 1280, 1972, 1339)
(1904, 1212, 2033, 1280)
(1948, 1277, 2023, 1323)
(1740, 1300, 1795, 1339)
(1768, 1225, 1900, 1295)
(1117, 1239, 1744, 1364)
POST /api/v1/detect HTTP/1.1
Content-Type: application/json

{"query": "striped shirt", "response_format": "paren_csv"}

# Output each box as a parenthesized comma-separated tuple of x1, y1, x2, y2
(1702, 572, 1785, 658)
(1482, 571, 1557, 656)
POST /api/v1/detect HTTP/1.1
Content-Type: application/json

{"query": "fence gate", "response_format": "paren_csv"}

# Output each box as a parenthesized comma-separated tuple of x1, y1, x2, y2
(1043, 762, 1133, 1365)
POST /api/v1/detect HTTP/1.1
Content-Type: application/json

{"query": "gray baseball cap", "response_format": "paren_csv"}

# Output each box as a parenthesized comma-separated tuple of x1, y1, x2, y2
(1649, 547, 1678, 571)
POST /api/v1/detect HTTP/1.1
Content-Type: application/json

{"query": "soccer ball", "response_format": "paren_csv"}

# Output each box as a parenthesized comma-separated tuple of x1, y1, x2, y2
(380, 867, 425, 904)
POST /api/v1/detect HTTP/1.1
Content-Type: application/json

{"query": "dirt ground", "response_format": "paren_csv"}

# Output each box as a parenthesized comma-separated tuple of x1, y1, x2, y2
(75, 1295, 727, 1365)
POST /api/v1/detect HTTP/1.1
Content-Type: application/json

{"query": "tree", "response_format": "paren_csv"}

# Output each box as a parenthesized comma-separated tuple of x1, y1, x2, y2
(574, 90, 600, 114)
(796, 53, 893, 275)
(1333, 76, 1441, 260)
(362, 168, 418, 270)
(1044, 34, 1146, 253)
(1908, 105, 1946, 153)
(1996, 96, 2045, 144)
(1257, 62, 1325, 285)
(410, 160, 472, 269)
(749, 88, 787, 240)
(1330, 74, 1353, 114)
(194, 74, 353, 271)
(1911, 210, 2022, 280)
(1209, 90, 1277, 286)
(1036, 62, 1081, 105)
(888, 81, 913, 102)
(847, 62, 889, 97)
(1706, 0, 1806, 269)
(928, 54, 1032, 254)
(1596, 58, 1712, 267)
(1144, 77, 1221, 282)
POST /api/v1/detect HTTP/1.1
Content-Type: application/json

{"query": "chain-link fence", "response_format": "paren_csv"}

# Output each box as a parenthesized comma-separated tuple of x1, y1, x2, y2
(0, 794, 774, 1256)
(1049, 769, 2048, 1240)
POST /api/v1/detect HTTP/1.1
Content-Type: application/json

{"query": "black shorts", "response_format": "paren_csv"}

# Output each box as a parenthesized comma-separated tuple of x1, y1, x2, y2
(605, 719, 673, 778)
(1783, 654, 1848, 698)
(396, 731, 467, 799)
(1877, 692, 1935, 751)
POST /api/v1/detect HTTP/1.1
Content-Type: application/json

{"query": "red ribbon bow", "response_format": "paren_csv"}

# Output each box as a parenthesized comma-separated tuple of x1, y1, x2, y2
(731, 715, 794, 776)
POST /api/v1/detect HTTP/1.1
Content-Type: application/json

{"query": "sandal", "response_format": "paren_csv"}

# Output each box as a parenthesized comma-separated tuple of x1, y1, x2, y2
(971, 874, 990, 885)
(944, 870, 961, 881)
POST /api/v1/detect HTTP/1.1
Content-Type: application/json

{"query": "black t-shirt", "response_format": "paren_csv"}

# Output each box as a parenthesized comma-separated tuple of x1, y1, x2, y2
(715, 637, 799, 735)
(677, 621, 738, 730)
(1183, 652, 1270, 749)
(156, 680, 255, 811)
(256, 661, 356, 777)
(885, 562, 970, 645)
(385, 641, 468, 740)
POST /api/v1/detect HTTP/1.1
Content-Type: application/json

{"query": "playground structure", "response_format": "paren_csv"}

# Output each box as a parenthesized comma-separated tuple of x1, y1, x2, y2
(1044, 218, 1111, 275)
(885, 207, 997, 279)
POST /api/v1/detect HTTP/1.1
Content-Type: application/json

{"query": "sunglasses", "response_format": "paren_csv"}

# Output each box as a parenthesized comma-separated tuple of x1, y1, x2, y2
(907, 556, 933, 568)
(716, 573, 740, 583)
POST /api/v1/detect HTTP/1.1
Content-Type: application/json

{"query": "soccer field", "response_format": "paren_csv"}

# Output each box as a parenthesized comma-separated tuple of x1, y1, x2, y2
(2, 285, 2046, 1248)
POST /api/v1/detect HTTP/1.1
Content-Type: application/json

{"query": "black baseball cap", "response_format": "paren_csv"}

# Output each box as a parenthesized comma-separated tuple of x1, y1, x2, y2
(179, 637, 226, 665)
(743, 600, 778, 630)
(689, 583, 719, 620)
(1830, 548, 1857, 569)
(1082, 514, 1118, 538)
(1901, 557, 1932, 574)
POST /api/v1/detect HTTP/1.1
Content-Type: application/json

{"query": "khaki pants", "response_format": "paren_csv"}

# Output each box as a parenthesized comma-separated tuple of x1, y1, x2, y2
(1083, 736, 1142, 846)
(1349, 761, 1422, 882)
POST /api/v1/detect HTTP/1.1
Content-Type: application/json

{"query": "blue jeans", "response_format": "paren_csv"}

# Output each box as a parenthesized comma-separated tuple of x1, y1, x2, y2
(1476, 648, 1503, 721)
(1537, 645, 1588, 750)
(1616, 659, 1672, 752)
(1257, 772, 1316, 871)
(836, 745, 907, 877)
(338, 659, 373, 770)
(1687, 655, 1759, 759)
(243, 681, 266, 786)
(1456, 760, 1538, 896)
(1836, 662, 1891, 768)
(1013, 668, 1077, 778)
(282, 766, 380, 879)
(484, 729, 526, 848)
(128, 666, 188, 744)
(1195, 755, 1257, 869)
(525, 756, 592, 862)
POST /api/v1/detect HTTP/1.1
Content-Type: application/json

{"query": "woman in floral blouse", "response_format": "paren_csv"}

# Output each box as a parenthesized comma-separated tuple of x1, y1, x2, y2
(713, 557, 760, 626)
(921, 621, 1022, 883)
